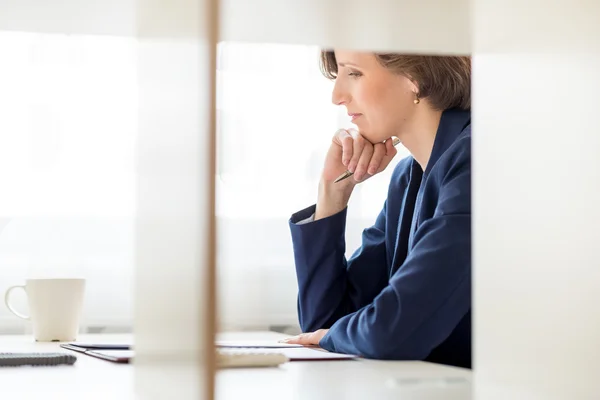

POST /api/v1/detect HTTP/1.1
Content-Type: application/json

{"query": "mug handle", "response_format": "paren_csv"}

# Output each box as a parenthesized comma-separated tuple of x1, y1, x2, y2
(4, 285, 30, 320)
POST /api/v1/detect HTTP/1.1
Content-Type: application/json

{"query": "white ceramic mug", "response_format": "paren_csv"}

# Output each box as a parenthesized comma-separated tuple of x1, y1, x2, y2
(4, 278, 86, 342)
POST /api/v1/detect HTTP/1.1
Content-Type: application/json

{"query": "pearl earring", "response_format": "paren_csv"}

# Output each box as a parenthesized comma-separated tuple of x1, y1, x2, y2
(414, 93, 420, 104)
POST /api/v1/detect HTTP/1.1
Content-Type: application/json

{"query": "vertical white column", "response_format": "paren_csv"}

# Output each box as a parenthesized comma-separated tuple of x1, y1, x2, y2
(473, 1, 600, 398)
(135, 0, 217, 399)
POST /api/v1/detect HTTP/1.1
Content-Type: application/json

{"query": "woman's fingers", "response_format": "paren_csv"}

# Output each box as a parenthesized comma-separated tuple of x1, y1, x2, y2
(335, 129, 354, 167)
(330, 128, 398, 183)
(367, 143, 386, 175)
(354, 144, 374, 181)
(376, 137, 399, 173)
(347, 131, 366, 174)
(279, 333, 314, 345)
(278, 329, 329, 346)
(386, 136, 399, 157)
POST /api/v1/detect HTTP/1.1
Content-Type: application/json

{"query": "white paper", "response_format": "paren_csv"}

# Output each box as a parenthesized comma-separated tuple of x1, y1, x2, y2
(215, 340, 305, 348)
(218, 347, 358, 361)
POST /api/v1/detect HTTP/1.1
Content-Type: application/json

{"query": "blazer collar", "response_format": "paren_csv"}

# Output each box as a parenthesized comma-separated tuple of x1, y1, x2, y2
(424, 108, 471, 175)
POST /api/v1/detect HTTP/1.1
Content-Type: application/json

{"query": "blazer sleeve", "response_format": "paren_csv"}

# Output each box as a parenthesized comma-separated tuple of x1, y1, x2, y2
(318, 150, 471, 359)
(289, 201, 390, 333)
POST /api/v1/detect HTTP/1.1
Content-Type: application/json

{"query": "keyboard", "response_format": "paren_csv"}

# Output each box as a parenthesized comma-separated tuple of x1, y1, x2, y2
(217, 348, 288, 368)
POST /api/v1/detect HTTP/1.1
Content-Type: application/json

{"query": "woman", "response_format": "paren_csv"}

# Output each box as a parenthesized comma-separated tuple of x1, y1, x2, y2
(282, 50, 472, 369)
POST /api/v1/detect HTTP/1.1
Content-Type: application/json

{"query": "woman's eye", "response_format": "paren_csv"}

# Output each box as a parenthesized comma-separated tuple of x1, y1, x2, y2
(349, 71, 362, 77)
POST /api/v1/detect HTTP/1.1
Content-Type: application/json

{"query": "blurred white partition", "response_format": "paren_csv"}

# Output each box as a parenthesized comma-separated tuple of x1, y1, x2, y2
(219, 0, 470, 54)
(473, 1, 600, 399)
(0, 0, 135, 35)
(135, 0, 218, 399)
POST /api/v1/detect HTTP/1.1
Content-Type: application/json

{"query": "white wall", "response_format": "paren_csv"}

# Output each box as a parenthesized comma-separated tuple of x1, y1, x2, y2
(216, 216, 375, 332)
(0, 31, 136, 334)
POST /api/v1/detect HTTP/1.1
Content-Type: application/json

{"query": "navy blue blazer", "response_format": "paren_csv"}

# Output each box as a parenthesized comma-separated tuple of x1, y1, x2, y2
(289, 109, 471, 369)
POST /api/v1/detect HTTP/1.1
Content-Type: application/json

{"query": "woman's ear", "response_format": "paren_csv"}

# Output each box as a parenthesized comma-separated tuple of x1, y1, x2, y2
(408, 79, 420, 95)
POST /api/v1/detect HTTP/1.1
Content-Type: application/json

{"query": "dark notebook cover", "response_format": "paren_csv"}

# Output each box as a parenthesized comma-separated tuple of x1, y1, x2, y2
(60, 343, 133, 363)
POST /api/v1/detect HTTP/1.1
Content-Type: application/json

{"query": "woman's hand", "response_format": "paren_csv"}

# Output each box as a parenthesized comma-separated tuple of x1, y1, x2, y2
(323, 128, 398, 184)
(315, 129, 398, 220)
(278, 329, 329, 346)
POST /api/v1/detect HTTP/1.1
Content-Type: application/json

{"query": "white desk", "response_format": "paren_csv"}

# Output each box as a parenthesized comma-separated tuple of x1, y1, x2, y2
(0, 332, 471, 400)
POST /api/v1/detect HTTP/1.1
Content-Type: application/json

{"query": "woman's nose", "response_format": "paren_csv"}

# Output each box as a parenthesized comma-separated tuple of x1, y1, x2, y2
(331, 79, 350, 106)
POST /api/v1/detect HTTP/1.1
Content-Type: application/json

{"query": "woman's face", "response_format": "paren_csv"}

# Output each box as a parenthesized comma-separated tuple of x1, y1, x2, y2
(332, 50, 417, 144)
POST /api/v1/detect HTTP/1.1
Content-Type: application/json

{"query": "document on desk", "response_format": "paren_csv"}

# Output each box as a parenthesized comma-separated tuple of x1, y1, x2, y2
(218, 346, 357, 361)
(216, 340, 306, 348)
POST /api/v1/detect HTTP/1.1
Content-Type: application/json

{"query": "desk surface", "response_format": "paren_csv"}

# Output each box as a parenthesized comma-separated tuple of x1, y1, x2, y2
(0, 332, 471, 400)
